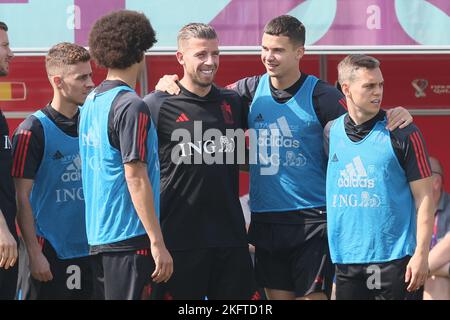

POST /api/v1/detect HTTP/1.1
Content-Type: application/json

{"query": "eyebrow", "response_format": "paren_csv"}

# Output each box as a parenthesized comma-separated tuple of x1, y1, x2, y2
(75, 72, 92, 78)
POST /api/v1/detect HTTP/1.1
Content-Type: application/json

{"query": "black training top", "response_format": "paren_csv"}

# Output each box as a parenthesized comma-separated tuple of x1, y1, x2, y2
(0, 110, 17, 239)
(144, 83, 249, 250)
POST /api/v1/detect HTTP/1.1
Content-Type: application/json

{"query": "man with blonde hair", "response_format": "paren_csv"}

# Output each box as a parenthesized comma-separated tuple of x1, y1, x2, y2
(144, 23, 257, 300)
(325, 54, 434, 299)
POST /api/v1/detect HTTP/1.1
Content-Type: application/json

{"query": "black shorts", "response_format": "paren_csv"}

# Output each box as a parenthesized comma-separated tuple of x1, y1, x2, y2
(151, 247, 259, 300)
(91, 248, 155, 300)
(249, 221, 334, 298)
(335, 255, 411, 300)
(0, 264, 18, 300)
(17, 237, 93, 300)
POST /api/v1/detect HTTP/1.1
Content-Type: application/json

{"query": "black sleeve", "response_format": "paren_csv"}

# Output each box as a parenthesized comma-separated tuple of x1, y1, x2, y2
(323, 120, 335, 158)
(11, 115, 44, 179)
(390, 124, 432, 182)
(0, 112, 17, 238)
(240, 94, 249, 131)
(143, 91, 167, 127)
(110, 92, 154, 164)
(313, 80, 347, 128)
(226, 75, 262, 110)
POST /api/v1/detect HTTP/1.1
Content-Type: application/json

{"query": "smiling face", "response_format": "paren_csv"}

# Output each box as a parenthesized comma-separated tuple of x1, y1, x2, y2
(0, 29, 14, 76)
(177, 37, 219, 92)
(260, 33, 304, 88)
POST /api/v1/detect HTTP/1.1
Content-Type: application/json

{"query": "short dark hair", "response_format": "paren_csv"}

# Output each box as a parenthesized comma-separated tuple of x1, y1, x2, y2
(46, 42, 90, 76)
(177, 23, 217, 48)
(88, 10, 156, 69)
(264, 15, 305, 46)
(0, 22, 8, 32)
(338, 54, 380, 84)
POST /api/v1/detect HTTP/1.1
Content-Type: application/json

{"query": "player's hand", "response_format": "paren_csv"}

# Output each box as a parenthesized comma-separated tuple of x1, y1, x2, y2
(150, 242, 173, 283)
(386, 107, 413, 131)
(0, 225, 17, 270)
(29, 251, 53, 282)
(405, 253, 428, 292)
(155, 74, 180, 95)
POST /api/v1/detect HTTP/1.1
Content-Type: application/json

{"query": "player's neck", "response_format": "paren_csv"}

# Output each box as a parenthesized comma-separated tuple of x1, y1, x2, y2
(106, 66, 140, 89)
(348, 107, 378, 125)
(270, 70, 301, 90)
(51, 94, 78, 119)
(179, 78, 211, 97)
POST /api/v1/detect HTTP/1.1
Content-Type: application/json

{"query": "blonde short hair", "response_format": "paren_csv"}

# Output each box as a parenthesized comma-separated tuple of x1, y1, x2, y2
(338, 54, 380, 85)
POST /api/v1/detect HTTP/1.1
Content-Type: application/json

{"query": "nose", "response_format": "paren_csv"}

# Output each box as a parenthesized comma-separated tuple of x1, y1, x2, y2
(374, 85, 383, 96)
(265, 51, 275, 62)
(8, 47, 14, 59)
(86, 76, 95, 89)
(204, 53, 216, 66)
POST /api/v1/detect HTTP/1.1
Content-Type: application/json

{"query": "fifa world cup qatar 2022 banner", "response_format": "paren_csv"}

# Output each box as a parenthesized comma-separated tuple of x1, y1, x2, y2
(0, 0, 449, 49)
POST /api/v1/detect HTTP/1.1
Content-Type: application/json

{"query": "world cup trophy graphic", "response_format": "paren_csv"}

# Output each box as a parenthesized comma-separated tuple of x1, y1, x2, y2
(411, 79, 428, 98)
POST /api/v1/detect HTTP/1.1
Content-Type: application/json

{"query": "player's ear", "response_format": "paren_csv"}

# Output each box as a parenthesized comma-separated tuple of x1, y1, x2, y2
(52, 75, 63, 89)
(176, 51, 185, 66)
(341, 82, 351, 98)
(296, 46, 305, 60)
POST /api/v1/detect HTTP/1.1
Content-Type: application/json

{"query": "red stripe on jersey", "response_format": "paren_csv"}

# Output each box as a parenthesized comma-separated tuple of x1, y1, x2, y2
(413, 131, 431, 177)
(415, 131, 432, 177)
(410, 132, 425, 178)
(19, 131, 32, 177)
(410, 132, 429, 178)
(12, 130, 25, 176)
(141, 117, 148, 161)
(137, 113, 143, 161)
(138, 113, 149, 161)
(13, 130, 31, 177)
(139, 113, 145, 161)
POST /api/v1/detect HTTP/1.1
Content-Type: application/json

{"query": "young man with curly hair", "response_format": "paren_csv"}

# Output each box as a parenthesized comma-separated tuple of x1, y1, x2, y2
(12, 42, 94, 299)
(79, 10, 173, 300)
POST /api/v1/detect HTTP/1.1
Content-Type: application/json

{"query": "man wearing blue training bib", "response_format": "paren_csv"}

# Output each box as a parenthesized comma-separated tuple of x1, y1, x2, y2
(13, 43, 94, 299)
(79, 10, 172, 300)
(324, 55, 435, 300)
